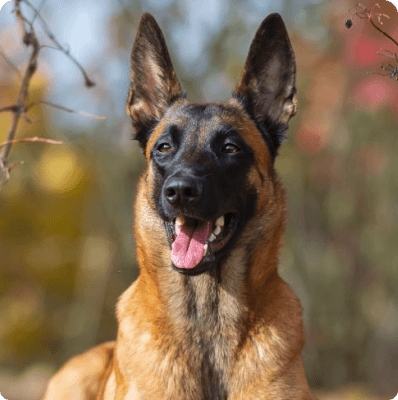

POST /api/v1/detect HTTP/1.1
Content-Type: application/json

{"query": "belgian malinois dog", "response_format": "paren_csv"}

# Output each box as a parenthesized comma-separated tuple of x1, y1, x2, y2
(43, 12, 315, 400)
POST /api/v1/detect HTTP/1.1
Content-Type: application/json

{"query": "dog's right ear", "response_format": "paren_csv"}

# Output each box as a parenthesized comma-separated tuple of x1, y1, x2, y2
(126, 13, 183, 150)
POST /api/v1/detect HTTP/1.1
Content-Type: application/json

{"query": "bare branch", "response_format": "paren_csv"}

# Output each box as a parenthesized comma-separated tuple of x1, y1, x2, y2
(0, 136, 63, 149)
(0, 105, 24, 114)
(349, 3, 398, 47)
(377, 48, 398, 59)
(0, 0, 101, 189)
(27, 100, 106, 120)
(368, 17, 398, 48)
(0, 160, 25, 187)
(0, 0, 40, 166)
(346, 3, 398, 85)
(0, 101, 106, 120)
(22, 0, 95, 87)
(8, 160, 25, 171)
(31, 0, 47, 25)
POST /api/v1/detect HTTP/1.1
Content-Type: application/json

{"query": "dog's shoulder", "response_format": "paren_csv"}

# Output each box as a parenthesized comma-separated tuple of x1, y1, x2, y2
(41, 341, 114, 400)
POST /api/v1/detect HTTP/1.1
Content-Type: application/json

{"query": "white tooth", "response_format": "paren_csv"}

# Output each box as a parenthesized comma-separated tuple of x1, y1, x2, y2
(208, 233, 216, 242)
(176, 216, 183, 227)
(203, 243, 208, 256)
(214, 225, 222, 236)
(215, 215, 224, 227)
(175, 216, 183, 235)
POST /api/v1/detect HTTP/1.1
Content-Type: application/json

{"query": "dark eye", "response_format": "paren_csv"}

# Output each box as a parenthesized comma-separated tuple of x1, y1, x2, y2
(222, 143, 240, 154)
(157, 143, 172, 153)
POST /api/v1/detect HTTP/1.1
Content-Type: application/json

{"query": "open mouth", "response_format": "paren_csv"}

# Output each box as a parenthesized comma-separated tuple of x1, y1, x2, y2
(166, 212, 238, 271)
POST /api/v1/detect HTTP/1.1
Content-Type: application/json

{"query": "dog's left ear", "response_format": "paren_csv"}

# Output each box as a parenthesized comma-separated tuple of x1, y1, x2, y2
(234, 13, 297, 155)
(126, 13, 183, 149)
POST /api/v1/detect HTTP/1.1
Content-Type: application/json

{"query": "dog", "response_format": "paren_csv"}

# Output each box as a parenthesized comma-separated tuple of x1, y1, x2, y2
(42, 12, 315, 400)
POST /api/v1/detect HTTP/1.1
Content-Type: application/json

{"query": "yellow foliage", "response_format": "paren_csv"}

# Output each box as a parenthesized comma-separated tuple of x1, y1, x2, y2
(35, 146, 84, 193)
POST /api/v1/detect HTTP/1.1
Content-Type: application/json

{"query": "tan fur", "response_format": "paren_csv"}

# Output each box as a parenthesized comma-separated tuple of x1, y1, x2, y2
(42, 342, 114, 400)
(42, 13, 316, 400)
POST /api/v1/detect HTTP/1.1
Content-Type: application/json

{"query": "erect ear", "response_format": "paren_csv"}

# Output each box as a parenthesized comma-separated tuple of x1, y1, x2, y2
(126, 13, 184, 149)
(234, 13, 297, 158)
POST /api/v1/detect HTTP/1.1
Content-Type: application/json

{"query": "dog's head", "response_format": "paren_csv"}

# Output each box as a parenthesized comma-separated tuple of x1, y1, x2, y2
(126, 13, 297, 276)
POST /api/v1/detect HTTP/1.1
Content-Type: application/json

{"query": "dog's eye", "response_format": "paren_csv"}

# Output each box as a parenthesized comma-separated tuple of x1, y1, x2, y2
(222, 143, 240, 154)
(157, 143, 172, 153)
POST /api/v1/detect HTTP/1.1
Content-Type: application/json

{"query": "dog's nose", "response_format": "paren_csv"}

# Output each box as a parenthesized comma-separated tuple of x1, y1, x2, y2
(164, 177, 201, 207)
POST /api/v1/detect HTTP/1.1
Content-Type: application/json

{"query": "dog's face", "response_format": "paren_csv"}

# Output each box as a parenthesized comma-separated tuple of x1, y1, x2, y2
(126, 13, 297, 275)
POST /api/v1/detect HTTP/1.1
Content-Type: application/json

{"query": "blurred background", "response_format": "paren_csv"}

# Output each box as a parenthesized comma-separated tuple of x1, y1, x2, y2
(0, 0, 397, 399)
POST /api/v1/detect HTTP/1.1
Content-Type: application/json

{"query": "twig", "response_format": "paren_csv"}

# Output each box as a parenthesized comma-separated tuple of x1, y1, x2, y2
(22, 0, 95, 87)
(31, 0, 47, 25)
(0, 105, 24, 114)
(346, 3, 398, 83)
(0, 0, 100, 189)
(0, 137, 63, 149)
(0, 161, 25, 187)
(368, 17, 398, 47)
(26, 100, 106, 120)
(348, 3, 398, 46)
(0, 0, 40, 171)
(378, 48, 398, 59)
(0, 101, 105, 120)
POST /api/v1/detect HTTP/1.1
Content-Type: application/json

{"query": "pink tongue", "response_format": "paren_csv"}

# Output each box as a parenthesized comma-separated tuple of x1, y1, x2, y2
(172, 222, 211, 269)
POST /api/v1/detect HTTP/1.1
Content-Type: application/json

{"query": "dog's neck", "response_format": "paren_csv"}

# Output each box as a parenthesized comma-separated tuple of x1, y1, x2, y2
(161, 254, 247, 339)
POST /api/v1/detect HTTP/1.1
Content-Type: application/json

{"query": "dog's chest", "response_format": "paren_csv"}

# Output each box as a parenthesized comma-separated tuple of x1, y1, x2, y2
(116, 327, 231, 400)
(163, 275, 235, 399)
(116, 274, 240, 399)
(187, 331, 230, 400)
